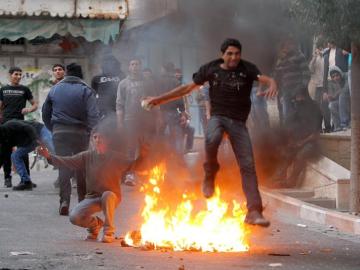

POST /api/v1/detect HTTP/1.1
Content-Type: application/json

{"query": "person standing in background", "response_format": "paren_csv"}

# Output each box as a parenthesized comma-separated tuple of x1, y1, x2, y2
(92, 56, 125, 118)
(308, 45, 331, 132)
(0, 67, 38, 188)
(42, 63, 100, 216)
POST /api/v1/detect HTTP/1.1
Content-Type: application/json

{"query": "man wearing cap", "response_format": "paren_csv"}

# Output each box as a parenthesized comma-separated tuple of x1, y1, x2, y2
(42, 63, 100, 216)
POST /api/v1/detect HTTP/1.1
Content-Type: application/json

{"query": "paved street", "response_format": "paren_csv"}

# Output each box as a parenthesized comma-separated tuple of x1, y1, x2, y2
(1, 170, 360, 270)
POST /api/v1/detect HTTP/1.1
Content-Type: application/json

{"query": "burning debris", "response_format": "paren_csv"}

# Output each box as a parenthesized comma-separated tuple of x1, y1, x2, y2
(123, 164, 251, 252)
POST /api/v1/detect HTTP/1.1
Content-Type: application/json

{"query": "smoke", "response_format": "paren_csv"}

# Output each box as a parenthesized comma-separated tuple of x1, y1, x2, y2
(110, 0, 306, 75)
(87, 0, 322, 195)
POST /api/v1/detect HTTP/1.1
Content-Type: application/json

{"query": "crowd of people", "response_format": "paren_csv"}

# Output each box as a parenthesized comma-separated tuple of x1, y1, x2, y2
(0, 54, 201, 243)
(0, 37, 351, 243)
(275, 38, 351, 133)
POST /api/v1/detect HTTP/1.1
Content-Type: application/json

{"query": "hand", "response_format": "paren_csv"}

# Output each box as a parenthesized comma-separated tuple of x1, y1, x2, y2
(258, 85, 278, 99)
(141, 97, 159, 110)
(21, 108, 31, 115)
(36, 142, 50, 159)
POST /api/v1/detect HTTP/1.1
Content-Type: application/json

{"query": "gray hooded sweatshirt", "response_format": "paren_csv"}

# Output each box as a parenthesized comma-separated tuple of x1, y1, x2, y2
(327, 66, 350, 100)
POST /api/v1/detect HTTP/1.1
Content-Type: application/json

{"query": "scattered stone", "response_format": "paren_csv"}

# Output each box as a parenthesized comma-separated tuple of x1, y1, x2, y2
(268, 253, 290, 256)
(95, 251, 103, 255)
(4, 194, 8, 198)
(296, 224, 307, 228)
(178, 265, 185, 270)
(269, 263, 282, 267)
(120, 239, 131, 247)
(299, 251, 311, 255)
(10, 251, 35, 256)
(321, 248, 333, 253)
(79, 255, 93, 260)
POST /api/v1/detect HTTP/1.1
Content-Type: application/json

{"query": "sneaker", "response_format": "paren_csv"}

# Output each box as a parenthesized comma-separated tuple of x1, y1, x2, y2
(4, 177, 12, 188)
(202, 176, 215, 198)
(12, 181, 33, 191)
(59, 201, 69, 216)
(184, 149, 198, 154)
(124, 173, 136, 186)
(86, 217, 104, 240)
(101, 233, 115, 243)
(244, 210, 270, 227)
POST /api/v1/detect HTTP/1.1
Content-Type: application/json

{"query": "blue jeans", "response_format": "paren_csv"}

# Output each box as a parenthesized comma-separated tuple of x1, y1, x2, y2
(204, 115, 263, 212)
(250, 87, 270, 128)
(282, 95, 296, 123)
(69, 191, 120, 235)
(339, 90, 351, 128)
(11, 143, 36, 182)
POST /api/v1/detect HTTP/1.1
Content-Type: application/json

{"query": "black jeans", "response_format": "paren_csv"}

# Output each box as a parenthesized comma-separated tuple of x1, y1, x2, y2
(204, 115, 263, 212)
(315, 87, 331, 131)
(53, 131, 89, 205)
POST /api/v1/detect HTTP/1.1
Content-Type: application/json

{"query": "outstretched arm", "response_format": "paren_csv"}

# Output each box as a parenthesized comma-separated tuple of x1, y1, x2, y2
(143, 83, 200, 108)
(37, 144, 86, 170)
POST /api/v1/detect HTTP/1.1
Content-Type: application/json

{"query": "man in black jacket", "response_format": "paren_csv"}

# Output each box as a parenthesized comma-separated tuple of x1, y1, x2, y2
(42, 63, 100, 216)
(91, 56, 125, 118)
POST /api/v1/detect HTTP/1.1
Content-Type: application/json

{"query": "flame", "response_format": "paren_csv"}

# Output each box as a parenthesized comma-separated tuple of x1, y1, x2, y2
(125, 163, 250, 252)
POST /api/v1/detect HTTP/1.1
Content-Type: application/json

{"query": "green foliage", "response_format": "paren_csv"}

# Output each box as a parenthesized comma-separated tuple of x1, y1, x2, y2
(290, 0, 360, 45)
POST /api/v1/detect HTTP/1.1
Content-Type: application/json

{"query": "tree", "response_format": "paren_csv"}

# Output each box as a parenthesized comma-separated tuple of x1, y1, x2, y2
(289, 0, 360, 212)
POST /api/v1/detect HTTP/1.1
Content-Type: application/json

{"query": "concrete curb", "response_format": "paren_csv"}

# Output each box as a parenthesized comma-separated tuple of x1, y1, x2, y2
(261, 188, 360, 235)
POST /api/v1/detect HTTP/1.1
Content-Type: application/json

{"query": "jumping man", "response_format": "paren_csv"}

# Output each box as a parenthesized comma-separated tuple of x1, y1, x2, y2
(143, 38, 277, 227)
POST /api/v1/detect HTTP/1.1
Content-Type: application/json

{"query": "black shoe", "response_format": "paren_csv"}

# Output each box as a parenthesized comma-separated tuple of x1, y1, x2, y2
(244, 210, 270, 227)
(12, 181, 33, 191)
(202, 177, 215, 198)
(32, 182, 37, 188)
(4, 177, 12, 188)
(59, 201, 69, 216)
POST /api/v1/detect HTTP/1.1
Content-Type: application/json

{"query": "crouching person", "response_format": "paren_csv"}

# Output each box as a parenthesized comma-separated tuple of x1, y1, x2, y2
(37, 119, 146, 243)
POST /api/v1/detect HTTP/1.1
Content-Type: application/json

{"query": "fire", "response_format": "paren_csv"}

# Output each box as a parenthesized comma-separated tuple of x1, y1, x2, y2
(124, 164, 250, 252)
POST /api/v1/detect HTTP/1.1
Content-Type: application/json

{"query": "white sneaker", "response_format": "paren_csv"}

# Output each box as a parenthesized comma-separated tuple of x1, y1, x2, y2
(124, 173, 136, 186)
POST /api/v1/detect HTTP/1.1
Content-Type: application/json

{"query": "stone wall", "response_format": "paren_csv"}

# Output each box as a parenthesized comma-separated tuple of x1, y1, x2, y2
(319, 131, 351, 170)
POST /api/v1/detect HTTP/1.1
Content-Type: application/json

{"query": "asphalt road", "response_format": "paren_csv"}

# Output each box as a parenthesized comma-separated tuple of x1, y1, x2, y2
(1, 170, 360, 270)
